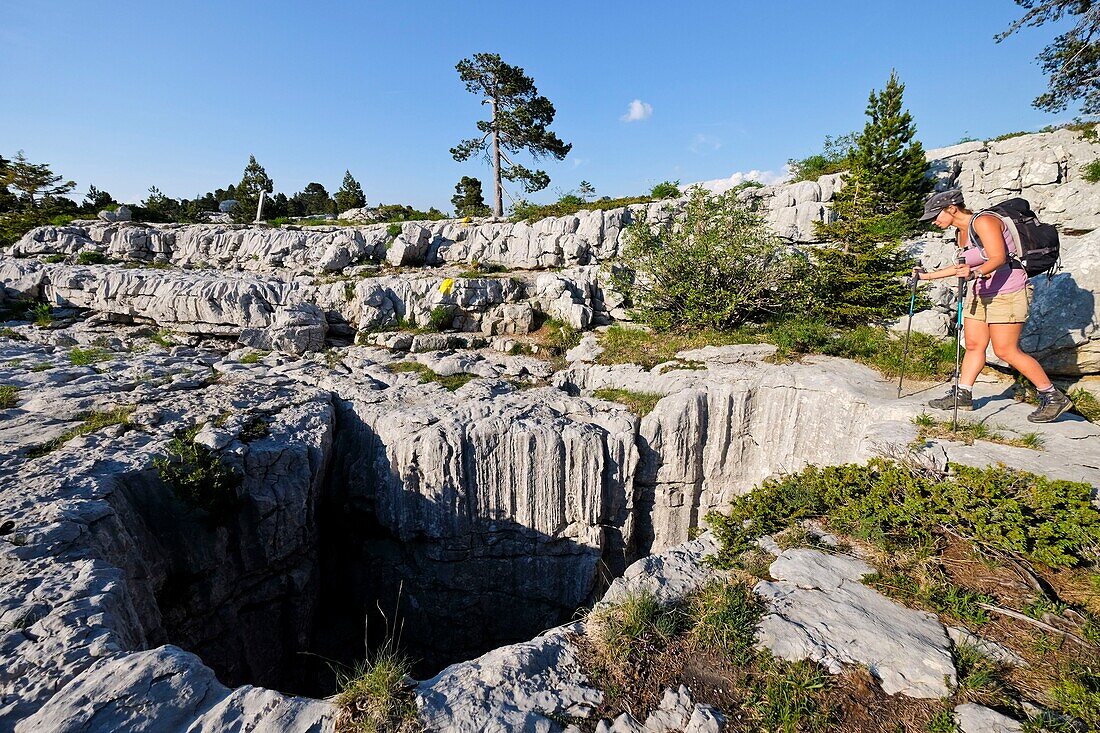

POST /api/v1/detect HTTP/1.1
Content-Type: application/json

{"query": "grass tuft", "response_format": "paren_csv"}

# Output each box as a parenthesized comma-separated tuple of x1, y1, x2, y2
(26, 406, 134, 458)
(69, 347, 111, 366)
(593, 388, 664, 417)
(0, 384, 19, 409)
(335, 643, 419, 733)
(912, 413, 1044, 450)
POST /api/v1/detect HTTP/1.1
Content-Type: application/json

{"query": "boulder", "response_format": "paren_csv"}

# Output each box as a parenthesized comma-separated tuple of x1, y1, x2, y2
(385, 223, 432, 266)
(97, 205, 131, 223)
(754, 549, 956, 699)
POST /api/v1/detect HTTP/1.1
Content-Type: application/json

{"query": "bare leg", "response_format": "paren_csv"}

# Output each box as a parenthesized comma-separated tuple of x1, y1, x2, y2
(989, 323, 1053, 390)
(960, 318, 990, 386)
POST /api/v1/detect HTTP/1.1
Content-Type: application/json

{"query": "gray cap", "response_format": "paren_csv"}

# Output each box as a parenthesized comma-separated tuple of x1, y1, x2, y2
(919, 189, 966, 221)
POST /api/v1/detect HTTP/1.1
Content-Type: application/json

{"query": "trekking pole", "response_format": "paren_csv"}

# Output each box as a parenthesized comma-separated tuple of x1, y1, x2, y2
(897, 270, 920, 398)
(952, 256, 967, 432)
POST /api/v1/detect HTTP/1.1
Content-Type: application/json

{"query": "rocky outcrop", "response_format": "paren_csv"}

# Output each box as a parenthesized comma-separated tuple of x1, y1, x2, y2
(743, 125, 1100, 242)
(0, 259, 606, 346)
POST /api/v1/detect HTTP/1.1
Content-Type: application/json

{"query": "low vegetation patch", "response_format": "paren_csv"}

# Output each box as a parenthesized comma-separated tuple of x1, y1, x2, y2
(26, 406, 135, 458)
(595, 321, 956, 380)
(386, 361, 476, 391)
(75, 251, 111, 265)
(238, 350, 266, 364)
(334, 639, 419, 733)
(69, 346, 111, 365)
(912, 412, 1044, 450)
(592, 388, 664, 417)
(704, 458, 1100, 730)
(510, 194, 655, 223)
(153, 425, 242, 520)
(1082, 159, 1100, 184)
(0, 384, 19, 409)
(1068, 387, 1100, 422)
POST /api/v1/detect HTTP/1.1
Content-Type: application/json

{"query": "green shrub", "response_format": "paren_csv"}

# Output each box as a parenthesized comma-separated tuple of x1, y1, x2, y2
(76, 251, 110, 265)
(153, 426, 242, 519)
(426, 306, 452, 332)
(386, 222, 402, 237)
(386, 361, 476, 391)
(43, 254, 66, 263)
(0, 328, 26, 341)
(1050, 665, 1100, 730)
(649, 180, 681, 199)
(510, 194, 653, 223)
(706, 459, 1100, 570)
(0, 385, 19, 409)
(239, 350, 265, 364)
(1082, 159, 1100, 184)
(787, 133, 855, 183)
(613, 187, 810, 331)
(745, 656, 830, 733)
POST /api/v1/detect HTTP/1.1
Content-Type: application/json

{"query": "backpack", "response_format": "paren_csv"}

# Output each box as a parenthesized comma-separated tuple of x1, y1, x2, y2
(967, 197, 1060, 279)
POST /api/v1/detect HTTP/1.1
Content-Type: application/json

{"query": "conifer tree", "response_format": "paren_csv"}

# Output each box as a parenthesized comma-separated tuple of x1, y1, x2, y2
(812, 71, 932, 326)
(232, 155, 274, 223)
(451, 52, 571, 216)
(451, 176, 491, 217)
(334, 170, 367, 213)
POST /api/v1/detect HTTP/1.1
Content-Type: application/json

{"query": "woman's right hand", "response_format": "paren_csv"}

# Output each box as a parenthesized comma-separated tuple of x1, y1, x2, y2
(911, 267, 924, 282)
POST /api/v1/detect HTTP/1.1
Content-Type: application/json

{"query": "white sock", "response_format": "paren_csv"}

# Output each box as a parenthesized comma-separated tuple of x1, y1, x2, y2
(958, 383, 974, 393)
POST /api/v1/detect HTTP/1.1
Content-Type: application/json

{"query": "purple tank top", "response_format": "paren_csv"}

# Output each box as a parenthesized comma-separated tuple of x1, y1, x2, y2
(963, 213, 1028, 296)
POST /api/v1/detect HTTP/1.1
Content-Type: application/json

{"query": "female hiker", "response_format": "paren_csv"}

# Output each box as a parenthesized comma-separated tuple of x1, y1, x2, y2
(913, 189, 1072, 423)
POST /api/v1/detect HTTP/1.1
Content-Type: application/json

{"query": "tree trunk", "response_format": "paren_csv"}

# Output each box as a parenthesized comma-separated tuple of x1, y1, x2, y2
(491, 99, 503, 217)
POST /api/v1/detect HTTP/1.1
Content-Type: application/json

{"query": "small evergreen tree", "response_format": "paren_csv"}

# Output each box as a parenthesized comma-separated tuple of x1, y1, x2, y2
(1, 151, 75, 209)
(294, 182, 335, 216)
(812, 71, 932, 326)
(334, 170, 367, 213)
(81, 185, 115, 214)
(578, 180, 596, 201)
(451, 176, 491, 217)
(232, 155, 274, 224)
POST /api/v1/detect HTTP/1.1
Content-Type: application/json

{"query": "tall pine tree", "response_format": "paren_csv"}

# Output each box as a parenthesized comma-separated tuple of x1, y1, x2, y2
(232, 155, 274, 223)
(812, 71, 932, 326)
(334, 170, 367, 213)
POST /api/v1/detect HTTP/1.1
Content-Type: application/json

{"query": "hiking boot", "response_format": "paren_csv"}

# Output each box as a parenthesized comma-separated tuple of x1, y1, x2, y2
(1027, 388, 1072, 423)
(928, 386, 973, 411)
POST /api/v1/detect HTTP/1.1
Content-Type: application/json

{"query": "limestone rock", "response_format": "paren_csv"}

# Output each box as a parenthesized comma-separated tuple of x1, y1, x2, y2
(954, 703, 1024, 733)
(886, 309, 952, 337)
(755, 549, 956, 698)
(594, 686, 725, 732)
(385, 223, 432, 266)
(416, 624, 602, 733)
(97, 205, 131, 223)
(238, 303, 327, 354)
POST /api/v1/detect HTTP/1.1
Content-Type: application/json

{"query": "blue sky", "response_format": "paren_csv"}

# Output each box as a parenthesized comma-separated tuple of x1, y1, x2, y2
(0, 1, 1079, 210)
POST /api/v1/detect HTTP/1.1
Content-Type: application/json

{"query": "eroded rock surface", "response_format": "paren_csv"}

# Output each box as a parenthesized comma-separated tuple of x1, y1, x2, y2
(754, 549, 956, 699)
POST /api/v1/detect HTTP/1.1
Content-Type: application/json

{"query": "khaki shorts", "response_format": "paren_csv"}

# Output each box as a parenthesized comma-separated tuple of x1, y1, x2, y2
(964, 285, 1033, 324)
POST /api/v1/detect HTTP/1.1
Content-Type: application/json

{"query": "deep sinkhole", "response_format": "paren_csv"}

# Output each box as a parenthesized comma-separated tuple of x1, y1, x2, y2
(107, 398, 627, 698)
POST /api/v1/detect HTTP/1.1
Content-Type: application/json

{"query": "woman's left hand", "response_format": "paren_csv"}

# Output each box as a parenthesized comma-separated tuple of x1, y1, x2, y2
(953, 263, 971, 280)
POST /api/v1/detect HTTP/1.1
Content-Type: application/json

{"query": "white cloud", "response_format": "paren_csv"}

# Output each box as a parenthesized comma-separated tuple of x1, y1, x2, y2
(620, 99, 653, 122)
(689, 133, 723, 154)
(689, 167, 791, 193)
